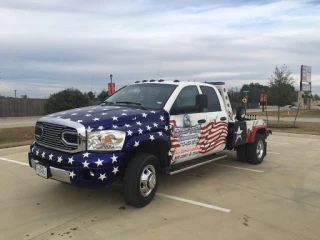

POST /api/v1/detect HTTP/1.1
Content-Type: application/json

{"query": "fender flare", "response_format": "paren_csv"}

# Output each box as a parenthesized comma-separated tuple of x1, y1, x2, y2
(246, 125, 267, 143)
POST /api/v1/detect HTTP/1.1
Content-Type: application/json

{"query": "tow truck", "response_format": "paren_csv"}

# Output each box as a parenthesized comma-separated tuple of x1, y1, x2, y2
(28, 80, 271, 207)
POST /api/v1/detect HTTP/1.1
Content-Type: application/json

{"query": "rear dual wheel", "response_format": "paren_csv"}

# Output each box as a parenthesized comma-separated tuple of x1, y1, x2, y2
(247, 134, 265, 165)
(236, 134, 265, 165)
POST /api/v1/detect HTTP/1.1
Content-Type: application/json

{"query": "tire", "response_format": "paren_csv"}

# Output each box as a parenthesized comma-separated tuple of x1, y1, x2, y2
(123, 153, 159, 208)
(246, 134, 265, 165)
(236, 144, 247, 162)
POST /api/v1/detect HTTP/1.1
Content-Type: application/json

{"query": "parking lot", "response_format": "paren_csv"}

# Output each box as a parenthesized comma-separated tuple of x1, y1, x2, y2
(0, 132, 320, 240)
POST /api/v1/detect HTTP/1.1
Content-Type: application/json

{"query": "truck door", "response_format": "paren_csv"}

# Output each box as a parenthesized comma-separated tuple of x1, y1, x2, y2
(169, 86, 208, 164)
(197, 85, 228, 156)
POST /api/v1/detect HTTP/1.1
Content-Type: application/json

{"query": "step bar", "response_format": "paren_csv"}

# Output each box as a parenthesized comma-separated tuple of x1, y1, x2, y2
(166, 155, 227, 175)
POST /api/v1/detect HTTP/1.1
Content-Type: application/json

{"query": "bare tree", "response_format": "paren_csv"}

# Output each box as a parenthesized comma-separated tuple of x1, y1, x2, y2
(268, 64, 296, 125)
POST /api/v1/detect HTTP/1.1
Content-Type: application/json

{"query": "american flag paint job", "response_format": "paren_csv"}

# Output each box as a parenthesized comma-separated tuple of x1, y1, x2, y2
(30, 104, 172, 185)
(169, 117, 228, 163)
(30, 104, 230, 184)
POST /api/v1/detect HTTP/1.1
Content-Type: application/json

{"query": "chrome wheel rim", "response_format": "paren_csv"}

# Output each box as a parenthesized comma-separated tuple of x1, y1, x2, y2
(140, 165, 156, 197)
(256, 140, 264, 159)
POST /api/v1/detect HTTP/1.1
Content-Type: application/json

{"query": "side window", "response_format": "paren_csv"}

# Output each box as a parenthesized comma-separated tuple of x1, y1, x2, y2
(175, 86, 199, 107)
(171, 86, 199, 114)
(200, 86, 221, 112)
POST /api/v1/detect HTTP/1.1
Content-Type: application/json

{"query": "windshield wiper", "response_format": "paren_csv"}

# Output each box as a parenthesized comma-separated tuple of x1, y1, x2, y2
(115, 101, 146, 109)
(100, 101, 114, 106)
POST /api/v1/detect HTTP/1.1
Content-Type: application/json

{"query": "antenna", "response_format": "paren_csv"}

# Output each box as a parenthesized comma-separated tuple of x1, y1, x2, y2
(157, 62, 162, 80)
(90, 74, 94, 92)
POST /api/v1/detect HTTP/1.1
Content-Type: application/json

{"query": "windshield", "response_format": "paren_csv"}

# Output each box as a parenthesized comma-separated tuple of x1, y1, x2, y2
(103, 83, 177, 110)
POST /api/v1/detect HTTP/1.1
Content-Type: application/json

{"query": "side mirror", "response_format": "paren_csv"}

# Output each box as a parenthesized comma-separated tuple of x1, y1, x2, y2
(196, 94, 208, 112)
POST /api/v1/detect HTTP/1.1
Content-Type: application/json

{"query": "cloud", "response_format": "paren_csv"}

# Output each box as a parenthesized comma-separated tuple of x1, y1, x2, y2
(0, 0, 319, 98)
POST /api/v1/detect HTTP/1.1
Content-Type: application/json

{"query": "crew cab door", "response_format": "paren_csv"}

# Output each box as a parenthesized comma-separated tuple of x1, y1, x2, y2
(197, 85, 228, 156)
(168, 86, 209, 164)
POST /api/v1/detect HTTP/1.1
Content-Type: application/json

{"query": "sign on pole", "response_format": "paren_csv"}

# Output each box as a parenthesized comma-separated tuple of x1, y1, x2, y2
(300, 65, 311, 92)
(260, 94, 267, 103)
(108, 83, 115, 95)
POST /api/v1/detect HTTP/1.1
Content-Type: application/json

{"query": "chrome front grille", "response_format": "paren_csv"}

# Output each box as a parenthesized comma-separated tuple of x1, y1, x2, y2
(36, 121, 79, 152)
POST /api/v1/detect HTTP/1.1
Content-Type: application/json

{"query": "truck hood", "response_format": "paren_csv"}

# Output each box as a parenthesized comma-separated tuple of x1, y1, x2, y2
(41, 105, 169, 131)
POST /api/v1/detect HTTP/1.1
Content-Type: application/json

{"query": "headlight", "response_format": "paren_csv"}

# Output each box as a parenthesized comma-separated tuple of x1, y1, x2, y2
(87, 130, 126, 151)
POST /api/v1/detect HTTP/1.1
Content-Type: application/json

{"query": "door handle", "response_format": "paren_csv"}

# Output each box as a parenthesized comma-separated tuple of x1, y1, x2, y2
(198, 119, 206, 124)
(220, 117, 227, 121)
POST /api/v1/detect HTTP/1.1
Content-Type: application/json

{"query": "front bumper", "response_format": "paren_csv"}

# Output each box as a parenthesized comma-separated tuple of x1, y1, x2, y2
(28, 143, 128, 186)
(30, 157, 71, 183)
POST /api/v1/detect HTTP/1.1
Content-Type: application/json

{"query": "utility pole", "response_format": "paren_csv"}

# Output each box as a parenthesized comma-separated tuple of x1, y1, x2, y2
(110, 74, 113, 84)
(15, 90, 17, 98)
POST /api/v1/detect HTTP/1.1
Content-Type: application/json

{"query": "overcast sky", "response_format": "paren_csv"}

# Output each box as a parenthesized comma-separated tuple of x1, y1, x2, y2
(0, 0, 319, 98)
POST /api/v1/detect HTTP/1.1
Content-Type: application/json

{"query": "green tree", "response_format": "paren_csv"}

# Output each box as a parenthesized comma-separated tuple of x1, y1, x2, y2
(314, 93, 320, 101)
(21, 94, 28, 99)
(43, 88, 90, 114)
(87, 91, 96, 101)
(97, 89, 109, 102)
(267, 64, 296, 124)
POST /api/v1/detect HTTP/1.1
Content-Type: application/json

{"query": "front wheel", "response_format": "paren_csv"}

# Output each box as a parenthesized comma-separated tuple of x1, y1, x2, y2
(246, 134, 266, 165)
(123, 153, 159, 208)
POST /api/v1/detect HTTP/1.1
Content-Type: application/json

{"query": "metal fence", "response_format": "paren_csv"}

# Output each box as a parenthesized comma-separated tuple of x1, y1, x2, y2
(0, 98, 47, 117)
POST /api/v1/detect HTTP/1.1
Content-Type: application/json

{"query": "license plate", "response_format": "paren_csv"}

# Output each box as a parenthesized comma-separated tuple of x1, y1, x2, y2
(36, 164, 48, 179)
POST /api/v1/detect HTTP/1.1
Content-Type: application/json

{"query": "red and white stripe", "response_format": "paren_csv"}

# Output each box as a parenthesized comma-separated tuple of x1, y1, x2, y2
(197, 121, 228, 154)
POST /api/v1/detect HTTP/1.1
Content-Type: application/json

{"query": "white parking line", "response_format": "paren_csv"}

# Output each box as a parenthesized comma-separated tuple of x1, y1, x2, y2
(268, 152, 281, 155)
(0, 157, 29, 166)
(211, 163, 264, 173)
(156, 193, 230, 213)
